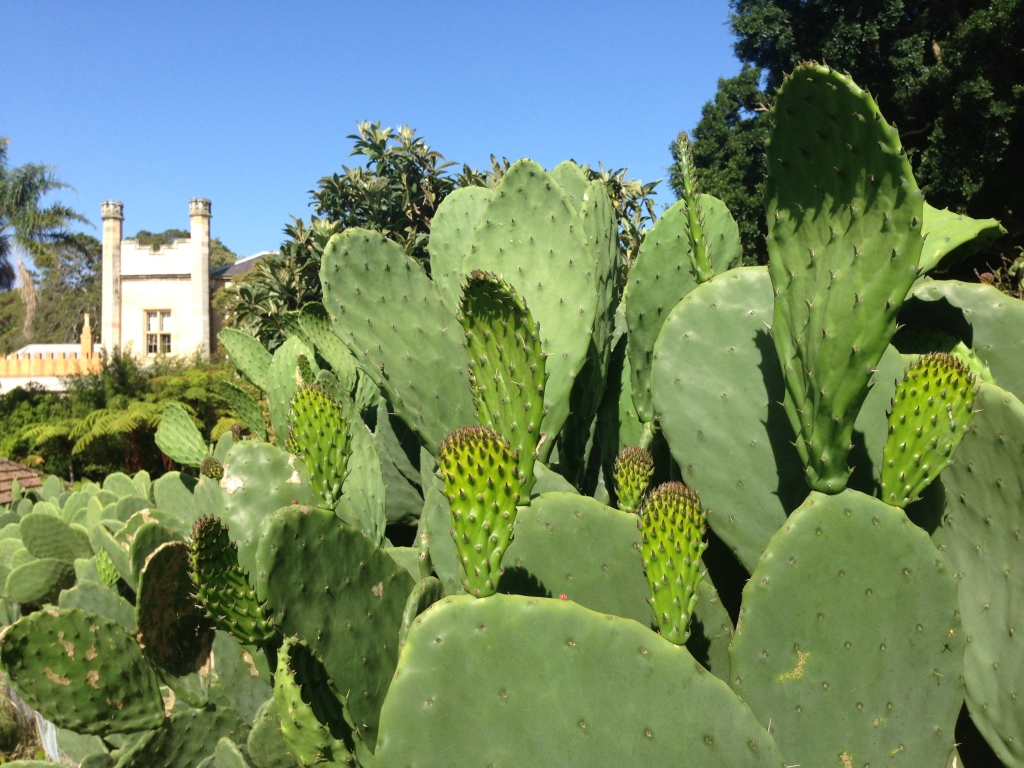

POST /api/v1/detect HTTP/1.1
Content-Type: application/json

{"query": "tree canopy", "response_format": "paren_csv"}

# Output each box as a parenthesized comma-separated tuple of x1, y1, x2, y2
(685, 0, 1023, 264)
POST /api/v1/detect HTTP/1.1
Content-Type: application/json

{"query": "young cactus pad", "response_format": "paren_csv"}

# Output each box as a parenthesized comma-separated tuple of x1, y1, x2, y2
(880, 352, 977, 507)
(613, 446, 654, 513)
(438, 426, 523, 597)
(766, 63, 923, 493)
(190, 516, 276, 646)
(287, 383, 352, 508)
(460, 270, 546, 495)
(638, 482, 708, 644)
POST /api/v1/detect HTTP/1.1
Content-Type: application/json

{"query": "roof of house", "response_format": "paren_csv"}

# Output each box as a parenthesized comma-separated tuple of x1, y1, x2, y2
(211, 251, 276, 278)
(0, 458, 44, 505)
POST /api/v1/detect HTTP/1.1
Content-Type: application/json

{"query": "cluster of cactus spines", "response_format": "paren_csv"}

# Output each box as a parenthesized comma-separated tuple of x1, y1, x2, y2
(200, 456, 224, 480)
(190, 515, 275, 646)
(934, 385, 1024, 765)
(729, 489, 963, 767)
(286, 383, 352, 508)
(463, 159, 598, 455)
(459, 270, 546, 495)
(638, 482, 708, 644)
(321, 228, 476, 456)
(273, 635, 351, 765)
(374, 594, 785, 766)
(438, 426, 523, 597)
(673, 131, 715, 284)
(296, 353, 316, 385)
(880, 352, 977, 507)
(766, 63, 924, 494)
(613, 446, 654, 513)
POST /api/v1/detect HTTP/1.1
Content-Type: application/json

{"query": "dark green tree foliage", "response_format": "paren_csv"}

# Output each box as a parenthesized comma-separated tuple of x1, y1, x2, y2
(32, 233, 102, 345)
(687, 0, 1024, 264)
(134, 228, 236, 268)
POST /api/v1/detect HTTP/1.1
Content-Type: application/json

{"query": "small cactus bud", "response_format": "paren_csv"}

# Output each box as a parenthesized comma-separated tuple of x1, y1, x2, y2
(200, 457, 223, 480)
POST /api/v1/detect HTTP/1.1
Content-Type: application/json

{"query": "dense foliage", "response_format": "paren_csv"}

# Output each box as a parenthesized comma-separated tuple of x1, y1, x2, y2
(686, 0, 1023, 265)
(0, 351, 245, 480)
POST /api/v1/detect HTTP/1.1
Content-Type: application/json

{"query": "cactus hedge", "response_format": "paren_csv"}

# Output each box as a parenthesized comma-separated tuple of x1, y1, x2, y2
(0, 62, 1020, 766)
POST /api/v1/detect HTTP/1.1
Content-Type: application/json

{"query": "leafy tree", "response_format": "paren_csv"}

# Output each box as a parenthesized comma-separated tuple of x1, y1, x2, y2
(312, 122, 456, 265)
(686, 0, 1023, 265)
(0, 136, 88, 290)
(31, 233, 102, 345)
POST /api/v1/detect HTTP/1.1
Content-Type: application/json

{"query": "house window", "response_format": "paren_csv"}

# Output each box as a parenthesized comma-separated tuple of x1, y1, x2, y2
(146, 311, 172, 355)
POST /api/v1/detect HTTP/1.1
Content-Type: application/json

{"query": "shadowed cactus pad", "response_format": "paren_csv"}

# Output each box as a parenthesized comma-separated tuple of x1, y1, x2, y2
(639, 482, 708, 644)
(286, 383, 352, 508)
(460, 270, 546, 495)
(438, 426, 522, 597)
(880, 352, 977, 507)
(613, 446, 654, 513)
(191, 516, 275, 646)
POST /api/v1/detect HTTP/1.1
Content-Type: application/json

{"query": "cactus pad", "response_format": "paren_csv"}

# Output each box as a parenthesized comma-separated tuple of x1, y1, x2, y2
(880, 352, 977, 507)
(191, 516, 275, 646)
(438, 426, 522, 596)
(156, 402, 209, 468)
(136, 541, 215, 677)
(428, 185, 493, 311)
(460, 270, 546, 494)
(273, 636, 350, 766)
(117, 706, 249, 768)
(613, 447, 653, 513)
(247, 699, 297, 768)
(19, 511, 92, 562)
(254, 505, 414, 749)
(375, 594, 783, 766)
(0, 607, 164, 735)
(729, 489, 963, 767)
(935, 384, 1024, 764)
(95, 548, 121, 589)
(766, 64, 923, 492)
(638, 482, 708, 644)
(286, 384, 351, 509)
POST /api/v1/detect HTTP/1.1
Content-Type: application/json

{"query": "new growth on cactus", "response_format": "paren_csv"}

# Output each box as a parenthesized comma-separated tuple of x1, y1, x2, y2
(880, 351, 977, 507)
(438, 426, 522, 597)
(613, 446, 654, 513)
(673, 131, 715, 284)
(638, 481, 708, 644)
(287, 382, 352, 508)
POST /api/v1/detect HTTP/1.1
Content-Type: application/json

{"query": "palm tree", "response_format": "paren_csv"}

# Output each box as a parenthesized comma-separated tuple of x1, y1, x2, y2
(0, 136, 89, 290)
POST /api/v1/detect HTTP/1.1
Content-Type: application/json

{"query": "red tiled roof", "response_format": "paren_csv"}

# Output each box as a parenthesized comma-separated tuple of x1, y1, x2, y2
(0, 459, 44, 505)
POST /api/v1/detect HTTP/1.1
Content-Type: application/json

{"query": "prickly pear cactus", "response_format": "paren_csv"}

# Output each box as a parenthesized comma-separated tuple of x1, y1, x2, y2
(219, 329, 274, 392)
(286, 383, 351, 508)
(274, 636, 350, 766)
(267, 337, 317, 448)
(766, 63, 923, 492)
(919, 202, 1006, 275)
(613, 446, 653, 513)
(375, 594, 783, 767)
(156, 402, 209, 468)
(0, 608, 164, 735)
(428, 186, 493, 311)
(200, 457, 224, 480)
(935, 384, 1024, 765)
(638, 482, 708, 644)
(95, 547, 121, 588)
(729, 489, 963, 767)
(191, 516, 275, 646)
(438, 426, 522, 596)
(460, 270, 546, 494)
(880, 352, 977, 507)
(218, 381, 268, 442)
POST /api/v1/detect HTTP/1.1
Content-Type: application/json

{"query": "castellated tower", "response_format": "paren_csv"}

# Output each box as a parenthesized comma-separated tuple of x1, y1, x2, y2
(99, 198, 213, 358)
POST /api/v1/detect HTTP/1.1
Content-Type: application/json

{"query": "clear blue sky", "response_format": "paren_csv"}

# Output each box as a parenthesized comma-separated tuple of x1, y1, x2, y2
(2, 2, 742, 259)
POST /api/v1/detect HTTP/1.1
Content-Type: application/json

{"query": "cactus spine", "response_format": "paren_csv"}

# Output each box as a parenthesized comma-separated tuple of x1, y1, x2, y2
(438, 426, 522, 597)
(638, 482, 707, 644)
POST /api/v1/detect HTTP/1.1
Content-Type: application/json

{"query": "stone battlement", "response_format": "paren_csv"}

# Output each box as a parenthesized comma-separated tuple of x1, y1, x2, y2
(0, 351, 101, 378)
